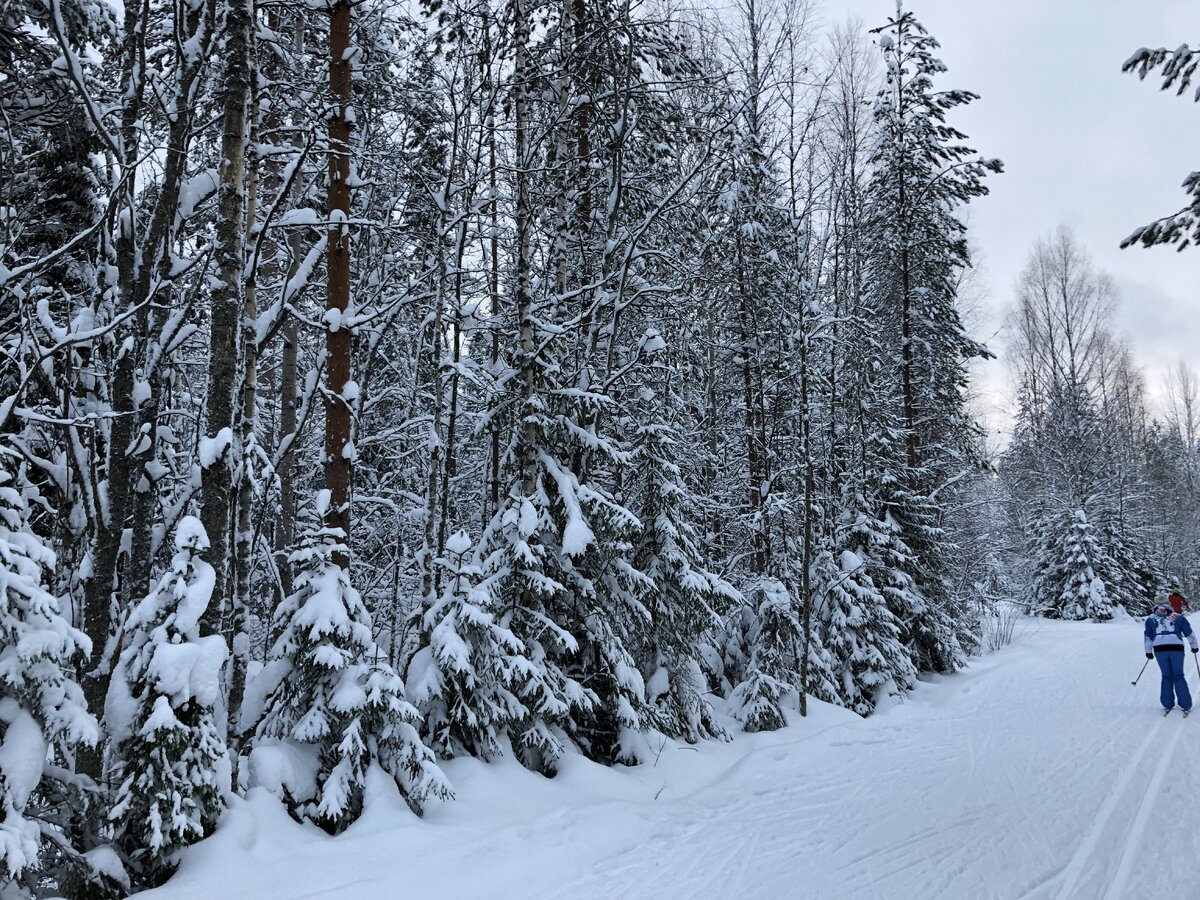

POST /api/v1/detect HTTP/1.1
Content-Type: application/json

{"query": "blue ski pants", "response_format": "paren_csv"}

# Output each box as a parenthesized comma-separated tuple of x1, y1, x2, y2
(1156, 650, 1192, 710)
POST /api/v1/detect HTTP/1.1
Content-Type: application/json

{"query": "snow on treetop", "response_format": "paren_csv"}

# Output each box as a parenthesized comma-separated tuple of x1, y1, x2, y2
(174, 515, 210, 552)
(444, 530, 473, 557)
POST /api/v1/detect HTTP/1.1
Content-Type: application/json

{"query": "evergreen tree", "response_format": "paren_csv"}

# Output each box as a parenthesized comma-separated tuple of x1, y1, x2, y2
(1098, 524, 1162, 615)
(817, 506, 916, 715)
(629, 404, 734, 743)
(257, 492, 449, 831)
(0, 464, 98, 887)
(107, 516, 228, 888)
(406, 531, 529, 760)
(1033, 509, 1114, 621)
(730, 579, 802, 733)
(1122, 44, 1199, 250)
(861, 7, 1000, 673)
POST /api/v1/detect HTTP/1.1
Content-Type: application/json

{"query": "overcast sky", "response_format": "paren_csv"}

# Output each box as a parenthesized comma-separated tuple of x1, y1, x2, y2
(840, 0, 1200, 437)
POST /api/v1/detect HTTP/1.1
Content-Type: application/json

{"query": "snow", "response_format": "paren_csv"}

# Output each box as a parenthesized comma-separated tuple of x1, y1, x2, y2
(147, 635, 227, 709)
(0, 702, 47, 811)
(132, 378, 152, 409)
(137, 616, 1200, 900)
(198, 428, 234, 468)
(83, 846, 130, 893)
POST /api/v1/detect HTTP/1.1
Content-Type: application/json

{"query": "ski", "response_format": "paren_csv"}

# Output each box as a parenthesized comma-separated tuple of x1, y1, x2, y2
(1165, 708, 1174, 716)
(1185, 709, 1192, 718)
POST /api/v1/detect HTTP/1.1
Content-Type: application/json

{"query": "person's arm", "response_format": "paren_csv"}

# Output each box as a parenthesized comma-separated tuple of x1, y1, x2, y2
(1146, 619, 1155, 656)
(1183, 617, 1199, 652)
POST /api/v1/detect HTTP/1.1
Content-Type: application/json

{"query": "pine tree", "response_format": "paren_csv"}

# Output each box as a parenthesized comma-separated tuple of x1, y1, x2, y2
(107, 516, 229, 888)
(258, 492, 449, 832)
(0, 463, 98, 887)
(406, 531, 529, 760)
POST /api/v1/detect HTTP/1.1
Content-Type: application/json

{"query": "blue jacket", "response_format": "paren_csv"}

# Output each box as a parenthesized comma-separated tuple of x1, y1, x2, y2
(1144, 612, 1199, 654)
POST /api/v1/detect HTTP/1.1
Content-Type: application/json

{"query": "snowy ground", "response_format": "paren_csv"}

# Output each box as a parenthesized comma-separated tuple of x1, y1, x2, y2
(145, 614, 1198, 900)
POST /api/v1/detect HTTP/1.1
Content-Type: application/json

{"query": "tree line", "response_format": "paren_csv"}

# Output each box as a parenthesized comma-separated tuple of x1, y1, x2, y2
(1, 0, 1194, 892)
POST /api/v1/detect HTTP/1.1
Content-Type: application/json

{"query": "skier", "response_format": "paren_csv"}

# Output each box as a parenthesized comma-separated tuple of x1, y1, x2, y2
(1168, 590, 1189, 615)
(1144, 602, 1199, 715)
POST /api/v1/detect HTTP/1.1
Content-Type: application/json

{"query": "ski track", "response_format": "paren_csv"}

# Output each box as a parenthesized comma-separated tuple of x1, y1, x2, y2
(1102, 719, 1184, 900)
(147, 617, 1200, 900)
(1050, 715, 1164, 900)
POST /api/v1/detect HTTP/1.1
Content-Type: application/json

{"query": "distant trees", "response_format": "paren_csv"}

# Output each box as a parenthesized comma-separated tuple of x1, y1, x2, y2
(1001, 229, 1169, 619)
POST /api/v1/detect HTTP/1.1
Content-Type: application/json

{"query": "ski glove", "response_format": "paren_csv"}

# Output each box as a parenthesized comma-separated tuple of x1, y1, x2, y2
(1147, 653, 1154, 659)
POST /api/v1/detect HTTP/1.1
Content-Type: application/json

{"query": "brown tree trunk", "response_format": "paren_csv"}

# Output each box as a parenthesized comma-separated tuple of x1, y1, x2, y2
(325, 0, 354, 559)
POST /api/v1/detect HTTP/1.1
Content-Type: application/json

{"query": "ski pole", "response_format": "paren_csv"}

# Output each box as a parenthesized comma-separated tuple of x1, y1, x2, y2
(1133, 657, 1151, 686)
(1194, 650, 1200, 682)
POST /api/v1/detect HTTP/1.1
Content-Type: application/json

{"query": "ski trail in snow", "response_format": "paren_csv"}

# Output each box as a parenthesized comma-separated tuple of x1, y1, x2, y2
(150, 618, 1199, 900)
(1101, 707, 1186, 899)
(1052, 715, 1163, 900)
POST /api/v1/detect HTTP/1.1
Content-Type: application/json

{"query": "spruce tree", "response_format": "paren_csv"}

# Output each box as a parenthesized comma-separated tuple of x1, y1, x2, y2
(1034, 509, 1114, 621)
(816, 508, 916, 715)
(0, 465, 98, 887)
(107, 516, 228, 888)
(258, 492, 449, 831)
(629, 406, 733, 743)
(406, 531, 530, 760)
(862, 7, 1000, 672)
(1122, 44, 1199, 250)
(730, 579, 802, 733)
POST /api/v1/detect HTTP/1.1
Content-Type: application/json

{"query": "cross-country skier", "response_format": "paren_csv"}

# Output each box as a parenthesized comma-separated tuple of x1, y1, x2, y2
(1168, 590, 1189, 615)
(1145, 602, 1199, 715)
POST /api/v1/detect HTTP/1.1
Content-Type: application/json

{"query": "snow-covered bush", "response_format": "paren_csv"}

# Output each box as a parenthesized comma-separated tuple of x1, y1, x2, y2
(256, 492, 449, 832)
(106, 516, 229, 887)
(406, 531, 528, 760)
(0, 465, 99, 888)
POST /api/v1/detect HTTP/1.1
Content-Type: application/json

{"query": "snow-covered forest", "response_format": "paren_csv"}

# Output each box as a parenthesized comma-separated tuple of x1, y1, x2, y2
(1, 0, 1197, 891)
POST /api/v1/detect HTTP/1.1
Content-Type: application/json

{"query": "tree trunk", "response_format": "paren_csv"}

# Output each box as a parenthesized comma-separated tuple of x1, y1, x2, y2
(201, 0, 252, 633)
(325, 0, 354, 559)
(275, 15, 305, 600)
(514, 0, 536, 502)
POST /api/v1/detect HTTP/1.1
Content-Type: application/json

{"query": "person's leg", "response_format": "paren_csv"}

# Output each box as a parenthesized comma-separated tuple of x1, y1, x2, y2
(1158, 652, 1173, 709)
(1172, 652, 1193, 710)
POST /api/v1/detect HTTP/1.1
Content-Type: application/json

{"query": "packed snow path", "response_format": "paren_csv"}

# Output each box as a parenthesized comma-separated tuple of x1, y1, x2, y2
(147, 616, 1200, 899)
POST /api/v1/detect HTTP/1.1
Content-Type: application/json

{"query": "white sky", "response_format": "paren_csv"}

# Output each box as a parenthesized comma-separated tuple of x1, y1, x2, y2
(839, 0, 1200, 438)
